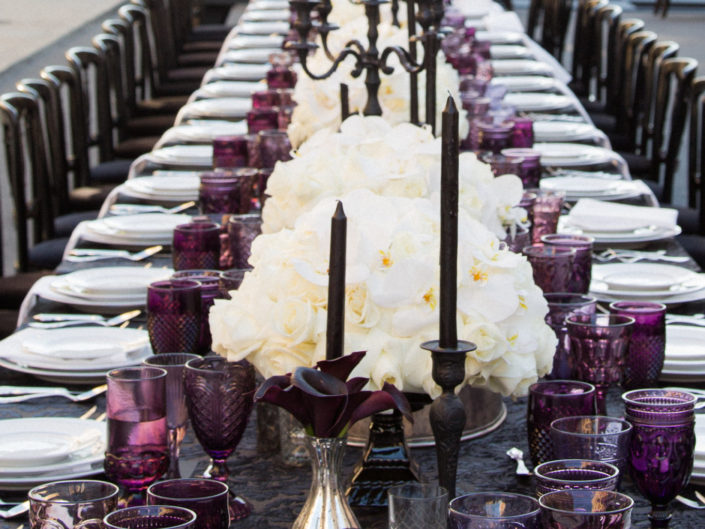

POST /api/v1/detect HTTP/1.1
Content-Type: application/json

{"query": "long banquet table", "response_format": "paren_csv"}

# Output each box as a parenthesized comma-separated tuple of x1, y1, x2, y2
(1, 0, 705, 527)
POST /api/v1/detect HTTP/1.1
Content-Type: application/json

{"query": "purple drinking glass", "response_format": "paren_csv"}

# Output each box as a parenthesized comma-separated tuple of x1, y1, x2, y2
(251, 89, 280, 109)
(258, 129, 292, 169)
(541, 234, 594, 294)
(539, 490, 634, 529)
(199, 170, 253, 215)
(29, 480, 119, 529)
(266, 66, 297, 89)
(531, 190, 565, 243)
(172, 222, 221, 271)
(566, 314, 634, 415)
(544, 294, 597, 379)
(143, 354, 200, 479)
(147, 279, 202, 354)
(608, 301, 666, 390)
(504, 224, 531, 253)
(510, 118, 535, 148)
(527, 380, 596, 466)
(171, 269, 222, 354)
(218, 268, 250, 299)
(477, 121, 513, 153)
(226, 213, 262, 269)
(245, 134, 262, 168)
(103, 506, 197, 529)
(184, 357, 255, 520)
(478, 152, 523, 177)
(522, 244, 576, 293)
(147, 479, 230, 529)
(278, 104, 295, 130)
(533, 459, 620, 497)
(449, 492, 541, 529)
(105, 367, 169, 507)
(246, 107, 279, 134)
(502, 148, 541, 189)
(622, 388, 697, 413)
(257, 167, 273, 205)
(212, 136, 247, 169)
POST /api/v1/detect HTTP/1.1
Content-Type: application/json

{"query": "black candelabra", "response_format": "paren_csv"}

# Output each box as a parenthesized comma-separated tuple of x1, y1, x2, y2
(287, 0, 447, 132)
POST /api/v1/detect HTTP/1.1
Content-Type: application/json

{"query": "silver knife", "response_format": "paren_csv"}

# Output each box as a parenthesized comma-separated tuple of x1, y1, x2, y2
(0, 501, 29, 519)
(0, 385, 73, 396)
(33, 313, 105, 322)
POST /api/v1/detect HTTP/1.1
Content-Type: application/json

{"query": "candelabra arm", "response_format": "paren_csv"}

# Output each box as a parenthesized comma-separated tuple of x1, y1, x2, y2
(343, 39, 366, 57)
(320, 30, 337, 61)
(295, 46, 362, 80)
(379, 46, 424, 75)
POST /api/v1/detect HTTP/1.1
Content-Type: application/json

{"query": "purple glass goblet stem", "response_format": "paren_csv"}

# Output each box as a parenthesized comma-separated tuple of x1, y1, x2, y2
(566, 314, 634, 415)
(29, 480, 120, 529)
(147, 479, 231, 529)
(449, 492, 541, 529)
(544, 294, 596, 380)
(527, 380, 596, 466)
(541, 234, 594, 294)
(147, 280, 202, 354)
(538, 490, 634, 529)
(103, 505, 197, 529)
(609, 301, 666, 389)
(522, 244, 575, 293)
(143, 354, 201, 479)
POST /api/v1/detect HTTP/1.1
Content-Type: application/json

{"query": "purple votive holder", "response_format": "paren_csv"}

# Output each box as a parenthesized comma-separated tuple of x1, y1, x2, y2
(147, 479, 230, 529)
(278, 104, 296, 130)
(527, 380, 596, 466)
(531, 189, 565, 243)
(502, 148, 542, 188)
(449, 492, 541, 529)
(199, 170, 254, 214)
(103, 506, 197, 529)
(266, 66, 297, 89)
(522, 244, 576, 293)
(478, 152, 523, 177)
(544, 293, 597, 379)
(172, 269, 223, 355)
(608, 301, 666, 389)
(251, 89, 280, 109)
(172, 222, 221, 271)
(212, 135, 247, 169)
(218, 268, 251, 299)
(258, 129, 292, 169)
(510, 117, 535, 148)
(226, 214, 262, 269)
(533, 459, 620, 497)
(246, 107, 279, 134)
(541, 233, 594, 294)
(539, 490, 633, 529)
(147, 279, 202, 354)
(459, 75, 488, 96)
(477, 121, 513, 153)
(504, 224, 531, 253)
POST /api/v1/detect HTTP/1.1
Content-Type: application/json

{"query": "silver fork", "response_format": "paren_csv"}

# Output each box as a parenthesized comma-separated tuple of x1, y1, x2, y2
(109, 201, 195, 215)
(67, 245, 163, 262)
(28, 309, 141, 329)
(0, 502, 29, 519)
(676, 495, 705, 509)
(0, 384, 106, 404)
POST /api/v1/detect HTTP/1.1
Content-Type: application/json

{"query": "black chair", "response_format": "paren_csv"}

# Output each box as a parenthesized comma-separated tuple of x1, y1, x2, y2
(569, 0, 608, 98)
(540, 0, 574, 63)
(585, 5, 623, 115)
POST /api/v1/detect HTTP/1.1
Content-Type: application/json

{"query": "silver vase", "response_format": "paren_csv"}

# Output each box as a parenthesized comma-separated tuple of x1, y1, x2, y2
(293, 435, 361, 529)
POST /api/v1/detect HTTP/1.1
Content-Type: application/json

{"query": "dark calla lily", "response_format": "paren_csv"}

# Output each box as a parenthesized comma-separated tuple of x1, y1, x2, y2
(254, 351, 412, 438)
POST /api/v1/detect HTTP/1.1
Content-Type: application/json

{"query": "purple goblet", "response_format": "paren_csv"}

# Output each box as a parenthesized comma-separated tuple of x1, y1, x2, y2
(533, 459, 620, 497)
(105, 367, 169, 507)
(147, 279, 202, 354)
(608, 301, 666, 389)
(541, 234, 594, 294)
(147, 479, 230, 529)
(522, 244, 576, 293)
(172, 222, 221, 272)
(544, 294, 596, 379)
(142, 354, 200, 479)
(171, 270, 223, 354)
(212, 136, 247, 169)
(527, 380, 596, 466)
(218, 268, 251, 299)
(539, 490, 634, 529)
(258, 129, 292, 169)
(531, 190, 565, 243)
(566, 314, 634, 415)
(184, 357, 256, 520)
(449, 492, 541, 529)
(246, 107, 279, 134)
(103, 506, 197, 529)
(550, 416, 632, 482)
(502, 148, 541, 188)
(226, 213, 262, 269)
(29, 480, 119, 529)
(199, 170, 253, 215)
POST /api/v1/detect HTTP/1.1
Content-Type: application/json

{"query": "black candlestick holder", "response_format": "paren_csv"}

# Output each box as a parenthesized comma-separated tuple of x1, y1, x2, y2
(421, 339, 476, 499)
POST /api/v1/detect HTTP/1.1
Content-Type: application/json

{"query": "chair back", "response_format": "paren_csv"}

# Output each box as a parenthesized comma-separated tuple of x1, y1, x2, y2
(92, 33, 132, 144)
(592, 5, 622, 112)
(540, 0, 573, 62)
(688, 77, 705, 217)
(571, 0, 607, 97)
(118, 4, 162, 98)
(102, 17, 140, 112)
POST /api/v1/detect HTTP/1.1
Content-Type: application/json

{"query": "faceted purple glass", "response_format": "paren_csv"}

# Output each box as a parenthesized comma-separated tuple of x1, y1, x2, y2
(502, 148, 541, 188)
(478, 152, 523, 177)
(527, 380, 596, 466)
(147, 479, 230, 529)
(246, 107, 279, 134)
(477, 121, 513, 153)
(105, 367, 169, 507)
(539, 490, 633, 529)
(459, 76, 488, 96)
(266, 66, 297, 89)
(143, 354, 200, 480)
(172, 222, 221, 271)
(218, 268, 251, 299)
(171, 270, 222, 355)
(449, 492, 541, 529)
(29, 480, 119, 529)
(522, 244, 576, 294)
(257, 167, 273, 206)
(608, 302, 666, 389)
(510, 118, 534, 148)
(544, 293, 596, 379)
(225, 213, 262, 269)
(550, 416, 632, 481)
(147, 280, 202, 354)
(245, 135, 262, 168)
(258, 129, 292, 169)
(531, 190, 565, 243)
(199, 169, 254, 214)
(103, 506, 197, 529)
(251, 89, 280, 109)
(278, 104, 295, 130)
(622, 388, 697, 413)
(212, 136, 247, 169)
(566, 314, 634, 415)
(534, 459, 620, 497)
(504, 225, 531, 253)
(541, 234, 594, 294)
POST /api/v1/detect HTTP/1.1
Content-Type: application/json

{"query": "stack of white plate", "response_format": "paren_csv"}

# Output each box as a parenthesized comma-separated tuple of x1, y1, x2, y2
(540, 176, 642, 201)
(661, 327, 705, 383)
(0, 417, 106, 490)
(205, 63, 271, 83)
(146, 145, 214, 167)
(220, 48, 282, 65)
(491, 75, 556, 92)
(475, 31, 524, 44)
(241, 8, 290, 22)
(589, 264, 705, 305)
(159, 122, 248, 145)
(245, 0, 289, 11)
(533, 121, 602, 142)
(503, 93, 573, 112)
(236, 21, 290, 36)
(0, 326, 151, 383)
(122, 174, 200, 201)
(532, 143, 613, 167)
(691, 414, 705, 484)
(226, 34, 284, 50)
(559, 217, 682, 245)
(83, 214, 192, 246)
(179, 98, 252, 119)
(489, 45, 532, 60)
(491, 59, 554, 76)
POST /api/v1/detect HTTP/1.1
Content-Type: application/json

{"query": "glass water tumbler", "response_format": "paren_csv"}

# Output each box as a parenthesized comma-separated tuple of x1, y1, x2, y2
(531, 190, 565, 243)
(147, 479, 231, 529)
(541, 233, 594, 294)
(502, 148, 541, 188)
(172, 222, 221, 271)
(227, 214, 263, 269)
(478, 152, 523, 177)
(266, 66, 297, 89)
(477, 121, 513, 153)
(544, 293, 596, 379)
(258, 129, 292, 169)
(533, 459, 620, 496)
(212, 135, 247, 169)
(246, 107, 279, 134)
(522, 244, 576, 293)
(29, 480, 120, 529)
(449, 492, 541, 529)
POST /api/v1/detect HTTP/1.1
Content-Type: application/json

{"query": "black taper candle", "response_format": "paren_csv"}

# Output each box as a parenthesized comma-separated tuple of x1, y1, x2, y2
(326, 201, 347, 360)
(439, 95, 459, 348)
(340, 83, 350, 121)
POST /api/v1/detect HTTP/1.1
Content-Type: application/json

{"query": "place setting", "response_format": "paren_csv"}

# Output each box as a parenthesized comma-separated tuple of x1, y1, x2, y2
(490, 74, 558, 91)
(155, 121, 249, 148)
(532, 142, 617, 167)
(240, 8, 290, 22)
(540, 175, 645, 201)
(203, 62, 272, 83)
(121, 173, 200, 201)
(80, 213, 193, 246)
(141, 144, 214, 168)
(217, 47, 282, 65)
(489, 44, 533, 59)
(503, 92, 574, 112)
(532, 120, 606, 142)
(175, 97, 253, 123)
(490, 58, 555, 76)
(224, 33, 285, 50)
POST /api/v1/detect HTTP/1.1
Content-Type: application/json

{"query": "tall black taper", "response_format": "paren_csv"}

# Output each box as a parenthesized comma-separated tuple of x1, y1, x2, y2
(326, 201, 347, 360)
(421, 96, 476, 499)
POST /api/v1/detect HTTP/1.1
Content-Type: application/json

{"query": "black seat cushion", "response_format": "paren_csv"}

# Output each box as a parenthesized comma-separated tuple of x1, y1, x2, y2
(177, 50, 219, 68)
(674, 206, 701, 235)
(0, 309, 18, 338)
(619, 152, 653, 178)
(605, 131, 634, 153)
(0, 271, 51, 310)
(125, 114, 176, 137)
(54, 210, 99, 238)
(182, 40, 223, 53)
(114, 136, 161, 160)
(189, 25, 232, 42)
(589, 112, 617, 135)
(69, 185, 115, 211)
(136, 96, 189, 116)
(676, 234, 705, 269)
(167, 66, 210, 84)
(28, 237, 70, 271)
(89, 159, 133, 184)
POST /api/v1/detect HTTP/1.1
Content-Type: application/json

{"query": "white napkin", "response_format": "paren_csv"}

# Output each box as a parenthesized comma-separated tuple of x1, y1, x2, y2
(482, 11, 524, 32)
(567, 199, 678, 232)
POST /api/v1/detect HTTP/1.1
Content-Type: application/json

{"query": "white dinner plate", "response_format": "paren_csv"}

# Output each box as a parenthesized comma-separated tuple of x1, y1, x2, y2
(194, 81, 264, 100)
(533, 121, 601, 141)
(589, 264, 704, 299)
(0, 418, 105, 489)
(490, 45, 532, 60)
(491, 60, 554, 76)
(491, 76, 556, 92)
(181, 98, 252, 119)
(475, 31, 524, 44)
(503, 93, 573, 112)
(235, 21, 290, 35)
(241, 9, 290, 22)
(532, 142, 614, 166)
(558, 216, 683, 245)
(207, 63, 271, 82)
(148, 145, 213, 167)
(84, 214, 191, 244)
(221, 48, 282, 65)
(0, 432, 76, 467)
(226, 34, 285, 49)
(540, 177, 644, 202)
(122, 175, 200, 201)
(245, 0, 290, 11)
(663, 326, 705, 363)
